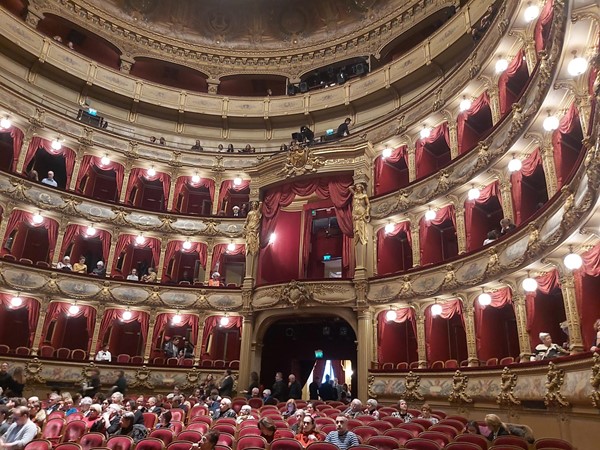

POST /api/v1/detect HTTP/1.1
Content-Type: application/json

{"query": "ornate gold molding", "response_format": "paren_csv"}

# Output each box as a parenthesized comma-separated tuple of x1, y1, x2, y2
(448, 370, 473, 404)
(496, 366, 521, 407)
(544, 361, 570, 408)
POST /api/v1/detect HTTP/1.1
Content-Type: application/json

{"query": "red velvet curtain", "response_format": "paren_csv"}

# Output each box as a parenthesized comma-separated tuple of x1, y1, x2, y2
(211, 243, 245, 272)
(464, 181, 501, 251)
(474, 287, 512, 358)
(41, 302, 96, 351)
(164, 240, 208, 272)
(376, 221, 411, 274)
(174, 176, 216, 206)
(425, 299, 464, 361)
(152, 313, 199, 347)
(201, 315, 243, 355)
(2, 210, 59, 260)
(97, 308, 149, 352)
(526, 270, 560, 342)
(75, 155, 124, 196)
(552, 103, 580, 189)
(415, 122, 450, 179)
(498, 49, 526, 115)
(419, 204, 456, 264)
(112, 234, 161, 272)
(511, 148, 542, 225)
(217, 180, 251, 212)
(377, 308, 416, 361)
(126, 168, 171, 205)
(574, 244, 600, 349)
(25, 137, 76, 186)
(534, 0, 554, 52)
(457, 91, 490, 154)
(0, 127, 24, 171)
(0, 294, 40, 345)
(59, 224, 111, 262)
(374, 146, 408, 195)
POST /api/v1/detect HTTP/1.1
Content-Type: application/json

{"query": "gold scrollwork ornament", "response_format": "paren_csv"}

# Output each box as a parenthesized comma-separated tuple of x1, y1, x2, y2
(448, 370, 473, 404)
(129, 365, 154, 390)
(402, 371, 424, 401)
(181, 367, 203, 390)
(278, 142, 324, 178)
(496, 367, 521, 407)
(25, 358, 46, 384)
(590, 353, 600, 408)
(544, 361, 569, 408)
(281, 280, 313, 308)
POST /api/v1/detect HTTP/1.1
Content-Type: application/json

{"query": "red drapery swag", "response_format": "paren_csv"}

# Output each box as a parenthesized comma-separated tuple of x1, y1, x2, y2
(152, 313, 199, 348)
(2, 209, 59, 260)
(534, 0, 554, 52)
(525, 269, 560, 331)
(510, 148, 542, 225)
(415, 122, 450, 178)
(374, 146, 408, 190)
(376, 221, 412, 261)
(112, 234, 161, 273)
(201, 315, 243, 355)
(217, 179, 251, 212)
(75, 155, 125, 196)
(419, 204, 456, 262)
(0, 294, 40, 346)
(457, 91, 490, 154)
(377, 308, 417, 361)
(164, 241, 208, 272)
(96, 308, 149, 352)
(574, 243, 600, 348)
(125, 168, 171, 205)
(464, 181, 502, 251)
(498, 49, 526, 115)
(552, 103, 580, 189)
(474, 287, 512, 355)
(174, 176, 216, 207)
(0, 127, 24, 171)
(211, 243, 245, 272)
(425, 299, 464, 358)
(25, 137, 76, 186)
(59, 224, 111, 263)
(41, 302, 96, 351)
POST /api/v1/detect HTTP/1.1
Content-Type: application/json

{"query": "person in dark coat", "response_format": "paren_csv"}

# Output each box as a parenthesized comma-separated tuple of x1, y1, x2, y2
(272, 372, 288, 401)
(218, 370, 234, 398)
(309, 377, 320, 400)
(288, 374, 302, 400)
(319, 375, 335, 401)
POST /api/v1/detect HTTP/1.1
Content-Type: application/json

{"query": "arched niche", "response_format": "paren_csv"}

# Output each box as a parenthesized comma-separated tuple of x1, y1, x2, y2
(130, 58, 208, 93)
(377, 309, 418, 367)
(218, 74, 287, 97)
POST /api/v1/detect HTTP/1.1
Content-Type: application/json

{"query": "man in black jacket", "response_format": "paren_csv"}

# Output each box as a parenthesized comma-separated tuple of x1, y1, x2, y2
(218, 369, 234, 398)
(288, 374, 302, 400)
(272, 372, 288, 401)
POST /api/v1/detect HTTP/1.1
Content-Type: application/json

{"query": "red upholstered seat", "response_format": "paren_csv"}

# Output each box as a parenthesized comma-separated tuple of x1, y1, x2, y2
(238, 428, 261, 438)
(440, 419, 466, 431)
(247, 398, 264, 409)
(398, 423, 426, 437)
(411, 418, 433, 430)
(116, 354, 130, 363)
(70, 349, 87, 360)
(24, 440, 53, 450)
(418, 431, 451, 447)
(381, 416, 403, 427)
(431, 410, 447, 419)
(40, 345, 55, 357)
(366, 436, 402, 450)
(305, 443, 339, 450)
(212, 424, 236, 436)
(493, 436, 528, 450)
(486, 358, 499, 366)
(150, 429, 175, 446)
(216, 433, 234, 448)
(347, 419, 362, 430)
(274, 430, 295, 439)
(396, 362, 409, 370)
(181, 358, 194, 366)
(429, 424, 458, 438)
(0, 344, 10, 354)
(370, 421, 392, 433)
(153, 357, 165, 365)
(131, 356, 144, 364)
(168, 442, 196, 450)
(170, 422, 184, 435)
(2, 254, 16, 261)
(142, 413, 158, 430)
(79, 433, 106, 450)
(65, 414, 84, 424)
(15, 346, 31, 355)
(56, 348, 71, 359)
(353, 426, 379, 441)
(200, 359, 213, 367)
(351, 446, 378, 450)
(381, 362, 394, 370)
(106, 435, 135, 450)
(186, 422, 209, 434)
(534, 438, 573, 450)
(430, 360, 444, 369)
(54, 443, 82, 450)
(62, 420, 87, 442)
(383, 429, 414, 446)
(166, 357, 178, 366)
(47, 411, 65, 420)
(499, 357, 515, 365)
(355, 415, 376, 424)
(239, 420, 259, 430)
(488, 445, 526, 450)
(404, 438, 442, 450)
(214, 418, 236, 426)
(445, 443, 483, 450)
(445, 359, 459, 368)
(213, 360, 226, 368)
(189, 415, 212, 426)
(135, 438, 165, 450)
(229, 360, 240, 369)
(320, 424, 336, 434)
(170, 410, 185, 423)
(454, 433, 489, 449)
(42, 418, 65, 444)
(270, 438, 304, 450)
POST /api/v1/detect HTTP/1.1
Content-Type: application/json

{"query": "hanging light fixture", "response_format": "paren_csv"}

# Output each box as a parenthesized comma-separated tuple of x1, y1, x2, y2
(524, 2, 540, 22)
(424, 208, 436, 222)
(563, 246, 583, 270)
(567, 54, 588, 77)
(220, 315, 230, 326)
(384, 223, 395, 234)
(543, 112, 560, 132)
(10, 293, 23, 308)
(146, 166, 156, 177)
(478, 289, 492, 306)
(227, 242, 236, 252)
(522, 271, 538, 292)
(431, 302, 443, 316)
(467, 185, 481, 201)
(233, 176, 242, 186)
(0, 117, 11, 129)
(51, 138, 62, 151)
(182, 240, 192, 250)
(385, 308, 397, 322)
(191, 173, 201, 183)
(172, 313, 182, 325)
(32, 212, 44, 225)
(100, 155, 110, 166)
(420, 126, 432, 139)
(382, 147, 392, 158)
(122, 309, 133, 321)
(86, 225, 97, 236)
(459, 97, 472, 112)
(135, 234, 145, 245)
(495, 58, 509, 74)
(68, 304, 80, 315)
(508, 156, 522, 172)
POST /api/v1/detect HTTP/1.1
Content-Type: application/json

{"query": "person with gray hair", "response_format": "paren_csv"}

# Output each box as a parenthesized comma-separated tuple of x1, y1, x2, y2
(364, 399, 379, 419)
(535, 332, 569, 360)
(342, 398, 363, 418)
(235, 404, 256, 424)
(212, 398, 236, 420)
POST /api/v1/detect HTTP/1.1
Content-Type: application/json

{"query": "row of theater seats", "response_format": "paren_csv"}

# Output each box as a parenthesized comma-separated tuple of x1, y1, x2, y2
(379, 357, 518, 371)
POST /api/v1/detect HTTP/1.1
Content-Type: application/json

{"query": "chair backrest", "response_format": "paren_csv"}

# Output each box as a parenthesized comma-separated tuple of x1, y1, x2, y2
(70, 349, 87, 360)
(229, 360, 240, 369)
(270, 438, 304, 450)
(381, 416, 403, 427)
(396, 362, 409, 370)
(42, 418, 65, 439)
(40, 345, 55, 357)
(189, 415, 212, 426)
(181, 358, 194, 366)
(274, 429, 295, 439)
(131, 356, 144, 364)
(166, 358, 178, 366)
(355, 415, 375, 424)
(168, 442, 196, 450)
(142, 413, 158, 430)
(186, 422, 209, 434)
(431, 410, 447, 419)
(65, 413, 84, 423)
(305, 443, 340, 450)
(170, 422, 184, 435)
(486, 357, 499, 366)
(15, 346, 31, 355)
(214, 418, 236, 427)
(383, 428, 414, 445)
(365, 435, 402, 450)
(48, 411, 66, 420)
(353, 426, 379, 441)
(442, 417, 467, 428)
(445, 443, 483, 450)
(418, 431, 451, 447)
(149, 429, 175, 445)
(488, 445, 526, 450)
(117, 354, 131, 363)
(454, 433, 489, 449)
(62, 420, 87, 442)
(398, 423, 426, 437)
(445, 359, 459, 368)
(24, 440, 53, 450)
(381, 362, 394, 370)
(188, 404, 209, 419)
(106, 435, 135, 450)
(534, 438, 573, 450)
(404, 438, 442, 450)
(430, 361, 444, 369)
(370, 421, 392, 433)
(54, 443, 82, 450)
(56, 348, 71, 359)
(216, 433, 234, 448)
(411, 418, 433, 430)
(169, 409, 185, 423)
(320, 424, 336, 434)
(429, 424, 458, 438)
(493, 436, 528, 450)
(0, 344, 10, 354)
(79, 433, 106, 450)
(200, 359, 213, 367)
(213, 360, 226, 368)
(238, 427, 261, 438)
(135, 438, 165, 450)
(212, 424, 236, 436)
(499, 357, 515, 365)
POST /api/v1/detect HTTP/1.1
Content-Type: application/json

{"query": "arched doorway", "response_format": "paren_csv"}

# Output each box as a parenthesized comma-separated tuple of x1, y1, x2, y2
(258, 314, 357, 401)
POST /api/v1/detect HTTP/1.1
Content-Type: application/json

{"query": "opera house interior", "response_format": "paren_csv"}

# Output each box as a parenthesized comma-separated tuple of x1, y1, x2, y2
(0, 0, 599, 448)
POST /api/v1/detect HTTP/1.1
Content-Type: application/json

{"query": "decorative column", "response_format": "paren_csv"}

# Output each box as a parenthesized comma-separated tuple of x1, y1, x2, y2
(455, 205, 467, 254)
(513, 294, 533, 362)
(193, 313, 206, 366)
(415, 311, 427, 368)
(119, 160, 133, 203)
(25, 8, 44, 27)
(105, 227, 119, 277)
(540, 140, 558, 197)
(238, 313, 254, 389)
(167, 170, 178, 211)
(88, 305, 106, 360)
(0, 203, 14, 247)
(51, 219, 68, 266)
(499, 180, 515, 221)
(448, 122, 459, 159)
(558, 272, 584, 353)
(407, 145, 416, 182)
(409, 220, 421, 267)
(212, 178, 222, 215)
(488, 86, 502, 125)
(524, 40, 538, 74)
(207, 79, 220, 95)
(356, 307, 373, 401)
(15, 131, 34, 174)
(463, 300, 479, 366)
(31, 297, 50, 356)
(575, 94, 592, 136)
(119, 56, 135, 74)
(156, 236, 168, 279)
(204, 240, 215, 283)
(143, 309, 158, 364)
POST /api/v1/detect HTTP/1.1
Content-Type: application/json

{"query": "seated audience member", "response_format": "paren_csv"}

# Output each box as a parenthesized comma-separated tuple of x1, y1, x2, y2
(325, 416, 360, 450)
(300, 126, 315, 144)
(240, 203, 248, 217)
(28, 400, 45, 428)
(142, 267, 157, 283)
(92, 261, 106, 277)
(192, 430, 219, 450)
(0, 405, 10, 436)
(262, 388, 276, 405)
(483, 229, 499, 245)
(232, 205, 240, 217)
(283, 398, 297, 418)
(290, 410, 305, 433)
(109, 411, 148, 443)
(146, 397, 162, 415)
(57, 256, 72, 271)
(418, 404, 439, 424)
(83, 369, 101, 398)
(364, 399, 379, 419)
(484, 414, 509, 441)
(591, 319, 600, 352)
(217, 144, 224, 152)
(304, 403, 318, 418)
(258, 417, 277, 444)
(164, 337, 181, 358)
(336, 118, 352, 138)
(280, 143, 288, 152)
(62, 395, 78, 416)
(295, 415, 321, 447)
(208, 272, 221, 287)
(83, 404, 102, 429)
(159, 137, 166, 146)
(342, 399, 363, 419)
(236, 405, 256, 424)
(155, 410, 172, 429)
(149, 136, 157, 143)
(73, 256, 87, 274)
(0, 406, 37, 449)
(499, 218, 516, 235)
(191, 140, 203, 151)
(465, 420, 482, 434)
(391, 399, 413, 423)
(123, 400, 143, 425)
(45, 393, 61, 415)
(95, 345, 111, 362)
(27, 170, 39, 182)
(535, 332, 569, 360)
(9, 368, 24, 398)
(41, 171, 58, 187)
(127, 268, 139, 281)
(212, 398, 237, 420)
(79, 397, 92, 416)
(226, 144, 235, 153)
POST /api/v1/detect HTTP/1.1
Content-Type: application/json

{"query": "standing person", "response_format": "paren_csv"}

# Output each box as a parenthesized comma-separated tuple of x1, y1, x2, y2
(591, 319, 600, 351)
(288, 374, 302, 400)
(0, 364, 13, 394)
(241, 371, 259, 398)
(319, 375, 335, 401)
(95, 344, 112, 362)
(272, 372, 287, 401)
(83, 368, 101, 398)
(218, 370, 234, 398)
(112, 371, 127, 395)
(308, 377, 320, 400)
(336, 118, 352, 138)
(325, 416, 359, 450)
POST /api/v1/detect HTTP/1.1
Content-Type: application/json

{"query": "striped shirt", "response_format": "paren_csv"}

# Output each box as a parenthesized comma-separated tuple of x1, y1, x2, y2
(325, 431, 360, 450)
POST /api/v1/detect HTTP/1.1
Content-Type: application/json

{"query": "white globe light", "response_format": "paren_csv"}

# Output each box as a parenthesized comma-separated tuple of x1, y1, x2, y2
(424, 209, 436, 221)
(522, 277, 538, 292)
(68, 305, 80, 315)
(478, 292, 492, 306)
(182, 240, 192, 250)
(459, 98, 472, 112)
(385, 309, 397, 322)
(420, 127, 432, 139)
(567, 57, 588, 77)
(146, 167, 156, 177)
(468, 187, 481, 201)
(122, 310, 133, 321)
(384, 223, 395, 234)
(0, 117, 11, 129)
(233, 177, 242, 186)
(172, 314, 182, 325)
(191, 174, 201, 183)
(382, 147, 393, 158)
(495, 59, 509, 74)
(431, 303, 443, 316)
(220, 316, 230, 326)
(524, 4, 540, 22)
(86, 226, 97, 236)
(51, 139, 62, 151)
(10, 296, 23, 307)
(564, 252, 583, 270)
(508, 158, 522, 172)
(135, 235, 145, 245)
(100, 155, 110, 166)
(269, 233, 277, 244)
(543, 115, 559, 132)
(32, 213, 44, 225)
(227, 242, 236, 252)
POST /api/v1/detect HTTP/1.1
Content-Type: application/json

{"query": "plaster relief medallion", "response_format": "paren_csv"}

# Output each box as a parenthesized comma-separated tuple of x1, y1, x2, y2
(206, 8, 232, 34)
(127, 213, 162, 227)
(540, 209, 563, 241)
(109, 286, 150, 303)
(367, 284, 396, 302)
(412, 273, 444, 294)
(207, 294, 242, 309)
(2, 268, 47, 289)
(172, 219, 200, 232)
(499, 235, 529, 265)
(56, 279, 102, 298)
(85, 205, 115, 219)
(160, 290, 198, 307)
(575, 175, 589, 206)
(414, 181, 435, 200)
(30, 189, 66, 207)
(278, 7, 308, 36)
(0, 177, 12, 191)
(454, 158, 478, 179)
(456, 258, 487, 282)
(252, 291, 280, 308)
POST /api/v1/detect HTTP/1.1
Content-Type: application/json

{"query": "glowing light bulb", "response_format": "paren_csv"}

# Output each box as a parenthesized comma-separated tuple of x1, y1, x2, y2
(468, 187, 481, 201)
(227, 242, 236, 252)
(424, 209, 436, 222)
(172, 314, 182, 325)
(459, 98, 472, 112)
(385, 309, 397, 322)
(382, 147, 392, 158)
(478, 292, 492, 306)
(51, 139, 62, 151)
(135, 235, 145, 245)
(384, 223, 395, 234)
(431, 303, 443, 316)
(543, 115, 559, 132)
(10, 296, 23, 307)
(508, 158, 522, 172)
(191, 174, 201, 183)
(233, 177, 242, 186)
(147, 167, 156, 177)
(0, 117, 11, 129)
(522, 277, 538, 292)
(220, 316, 230, 326)
(86, 225, 97, 236)
(420, 127, 432, 139)
(524, 3, 540, 22)
(182, 240, 192, 250)
(564, 252, 583, 270)
(68, 304, 80, 315)
(567, 57, 588, 76)
(122, 310, 133, 321)
(32, 213, 44, 225)
(100, 155, 110, 166)
(495, 59, 509, 74)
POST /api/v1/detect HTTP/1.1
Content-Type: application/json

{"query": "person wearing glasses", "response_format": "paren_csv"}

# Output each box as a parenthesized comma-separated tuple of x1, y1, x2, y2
(295, 415, 321, 447)
(192, 430, 220, 450)
(325, 416, 359, 450)
(0, 406, 37, 450)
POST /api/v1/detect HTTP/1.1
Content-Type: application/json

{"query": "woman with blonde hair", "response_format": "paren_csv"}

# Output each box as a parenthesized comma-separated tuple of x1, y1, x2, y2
(591, 319, 600, 352)
(484, 414, 510, 441)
